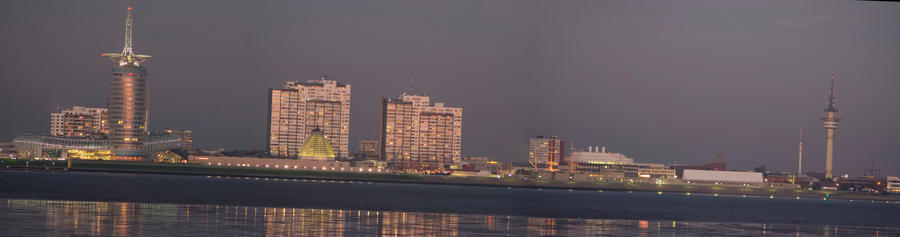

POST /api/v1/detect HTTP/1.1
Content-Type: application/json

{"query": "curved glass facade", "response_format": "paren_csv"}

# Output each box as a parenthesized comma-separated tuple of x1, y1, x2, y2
(13, 135, 109, 159)
(108, 66, 149, 158)
(13, 133, 181, 161)
(141, 133, 183, 159)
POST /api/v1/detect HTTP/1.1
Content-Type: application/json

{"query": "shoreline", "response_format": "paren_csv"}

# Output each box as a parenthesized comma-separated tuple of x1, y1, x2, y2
(4, 159, 899, 202)
(3, 168, 900, 228)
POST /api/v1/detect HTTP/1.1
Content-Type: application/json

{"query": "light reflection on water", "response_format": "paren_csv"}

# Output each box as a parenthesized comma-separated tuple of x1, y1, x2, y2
(0, 199, 889, 236)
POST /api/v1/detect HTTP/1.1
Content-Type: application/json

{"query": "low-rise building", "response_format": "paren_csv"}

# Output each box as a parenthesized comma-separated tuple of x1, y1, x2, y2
(763, 172, 797, 184)
(568, 146, 633, 165)
(632, 163, 676, 179)
(886, 176, 900, 194)
(671, 162, 727, 178)
(187, 155, 351, 171)
(0, 142, 17, 158)
(163, 128, 193, 149)
(682, 169, 763, 184)
(13, 133, 181, 161)
(838, 176, 881, 192)
(357, 139, 379, 160)
(451, 156, 501, 176)
(566, 146, 674, 180)
(574, 162, 674, 180)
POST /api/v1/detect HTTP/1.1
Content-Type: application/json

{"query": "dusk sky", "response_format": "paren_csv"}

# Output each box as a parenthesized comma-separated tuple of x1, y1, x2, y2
(2, 0, 898, 175)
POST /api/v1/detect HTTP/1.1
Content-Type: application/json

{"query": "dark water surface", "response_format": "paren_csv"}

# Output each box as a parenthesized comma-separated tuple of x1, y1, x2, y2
(0, 170, 897, 236)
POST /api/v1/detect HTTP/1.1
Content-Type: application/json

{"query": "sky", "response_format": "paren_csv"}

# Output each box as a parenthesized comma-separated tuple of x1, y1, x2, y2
(1, 0, 898, 176)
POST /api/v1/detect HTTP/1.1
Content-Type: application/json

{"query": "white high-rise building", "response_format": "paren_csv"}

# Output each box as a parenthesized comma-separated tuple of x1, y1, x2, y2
(380, 93, 462, 166)
(268, 76, 351, 159)
(50, 106, 109, 137)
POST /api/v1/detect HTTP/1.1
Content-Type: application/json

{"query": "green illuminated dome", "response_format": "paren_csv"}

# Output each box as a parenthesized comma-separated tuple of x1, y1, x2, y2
(299, 128, 335, 159)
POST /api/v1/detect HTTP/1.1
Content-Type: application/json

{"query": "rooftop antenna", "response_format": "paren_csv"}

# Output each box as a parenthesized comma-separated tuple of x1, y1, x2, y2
(102, 0, 151, 67)
(717, 152, 723, 163)
(826, 76, 838, 113)
(673, 157, 678, 178)
(404, 77, 415, 95)
(864, 158, 880, 178)
(569, 137, 576, 154)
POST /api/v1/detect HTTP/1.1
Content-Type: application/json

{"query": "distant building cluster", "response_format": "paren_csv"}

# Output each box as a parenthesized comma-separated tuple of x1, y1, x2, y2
(11, 6, 184, 162)
(260, 76, 464, 172)
(6, 3, 896, 194)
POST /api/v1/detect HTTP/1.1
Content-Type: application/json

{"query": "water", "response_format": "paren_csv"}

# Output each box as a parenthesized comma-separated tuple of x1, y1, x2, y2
(0, 171, 897, 236)
(2, 199, 892, 236)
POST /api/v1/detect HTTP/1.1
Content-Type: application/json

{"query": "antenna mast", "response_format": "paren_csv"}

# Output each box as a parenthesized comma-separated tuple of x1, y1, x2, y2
(822, 75, 841, 179)
(798, 128, 803, 179)
(123, 1, 134, 58)
(103, 0, 151, 67)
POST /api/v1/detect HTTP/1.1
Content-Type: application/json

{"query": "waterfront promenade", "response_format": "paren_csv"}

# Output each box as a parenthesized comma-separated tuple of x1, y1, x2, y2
(2, 159, 897, 202)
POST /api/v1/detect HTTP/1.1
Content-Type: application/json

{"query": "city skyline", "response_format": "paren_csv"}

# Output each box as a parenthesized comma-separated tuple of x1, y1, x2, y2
(2, 1, 899, 175)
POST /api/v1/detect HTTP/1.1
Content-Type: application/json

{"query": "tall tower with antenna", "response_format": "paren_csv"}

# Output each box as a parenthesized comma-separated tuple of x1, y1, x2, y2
(822, 76, 840, 179)
(103, 2, 152, 160)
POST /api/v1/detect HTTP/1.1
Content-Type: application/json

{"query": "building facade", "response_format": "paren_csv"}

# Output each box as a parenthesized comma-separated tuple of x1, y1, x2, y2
(887, 176, 900, 194)
(529, 136, 565, 170)
(358, 139, 380, 160)
(671, 162, 727, 179)
(13, 133, 181, 161)
(267, 77, 350, 159)
(187, 155, 350, 171)
(163, 128, 193, 149)
(568, 146, 633, 165)
(102, 4, 152, 160)
(380, 93, 461, 167)
(567, 146, 674, 180)
(0, 142, 16, 159)
(50, 106, 109, 137)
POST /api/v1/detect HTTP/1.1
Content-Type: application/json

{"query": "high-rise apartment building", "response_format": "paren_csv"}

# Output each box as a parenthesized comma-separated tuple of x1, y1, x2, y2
(102, 4, 151, 160)
(50, 106, 109, 137)
(380, 93, 461, 166)
(529, 136, 566, 170)
(268, 76, 350, 159)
